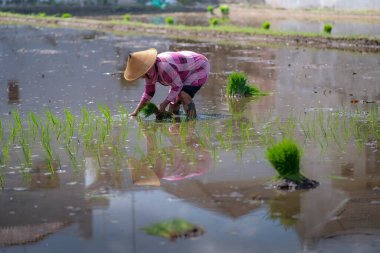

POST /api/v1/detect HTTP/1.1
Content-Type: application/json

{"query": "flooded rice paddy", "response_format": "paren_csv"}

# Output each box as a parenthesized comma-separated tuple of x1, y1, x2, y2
(0, 25, 380, 252)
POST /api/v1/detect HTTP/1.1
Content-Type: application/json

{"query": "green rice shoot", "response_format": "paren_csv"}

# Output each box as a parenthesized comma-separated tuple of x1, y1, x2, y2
(266, 139, 305, 182)
(227, 72, 267, 97)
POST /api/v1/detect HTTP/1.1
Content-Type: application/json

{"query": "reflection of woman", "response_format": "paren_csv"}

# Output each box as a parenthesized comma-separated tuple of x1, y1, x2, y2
(128, 122, 211, 186)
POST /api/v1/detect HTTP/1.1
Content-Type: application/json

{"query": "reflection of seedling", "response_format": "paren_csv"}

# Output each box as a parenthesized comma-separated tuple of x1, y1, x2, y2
(165, 16, 174, 25)
(266, 139, 304, 183)
(324, 23, 333, 34)
(142, 218, 204, 241)
(227, 72, 267, 97)
(207, 5, 214, 14)
(262, 21, 271, 30)
(219, 5, 230, 15)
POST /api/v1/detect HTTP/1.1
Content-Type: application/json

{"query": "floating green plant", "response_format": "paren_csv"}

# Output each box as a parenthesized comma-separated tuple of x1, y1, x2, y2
(165, 16, 175, 25)
(219, 5, 230, 15)
(324, 23, 333, 34)
(226, 72, 267, 97)
(266, 138, 304, 183)
(262, 21, 271, 30)
(142, 218, 204, 241)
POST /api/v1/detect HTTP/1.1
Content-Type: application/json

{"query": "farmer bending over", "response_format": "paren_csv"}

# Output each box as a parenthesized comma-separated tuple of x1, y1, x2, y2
(124, 48, 210, 119)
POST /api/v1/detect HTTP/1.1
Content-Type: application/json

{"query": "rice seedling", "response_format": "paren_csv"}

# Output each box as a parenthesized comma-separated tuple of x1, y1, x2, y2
(266, 138, 305, 183)
(226, 72, 268, 98)
(28, 112, 40, 141)
(64, 109, 75, 144)
(219, 5, 230, 16)
(207, 5, 214, 14)
(98, 104, 112, 134)
(141, 102, 158, 118)
(80, 107, 90, 133)
(165, 16, 175, 25)
(64, 143, 79, 172)
(262, 21, 271, 30)
(12, 109, 22, 134)
(123, 14, 131, 22)
(61, 13, 73, 18)
(40, 124, 55, 173)
(3, 138, 10, 165)
(9, 124, 17, 144)
(209, 17, 221, 27)
(119, 106, 129, 141)
(19, 133, 32, 168)
(140, 102, 172, 120)
(324, 23, 333, 34)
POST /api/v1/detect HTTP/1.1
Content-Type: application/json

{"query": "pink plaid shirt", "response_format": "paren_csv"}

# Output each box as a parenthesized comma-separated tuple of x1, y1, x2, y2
(140, 51, 210, 103)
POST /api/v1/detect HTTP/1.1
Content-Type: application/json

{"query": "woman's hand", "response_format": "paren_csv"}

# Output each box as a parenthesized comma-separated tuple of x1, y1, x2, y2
(129, 110, 138, 117)
(159, 99, 170, 113)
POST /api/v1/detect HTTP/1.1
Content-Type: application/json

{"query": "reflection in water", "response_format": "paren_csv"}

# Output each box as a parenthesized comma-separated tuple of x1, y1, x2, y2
(7, 80, 20, 102)
(128, 121, 211, 186)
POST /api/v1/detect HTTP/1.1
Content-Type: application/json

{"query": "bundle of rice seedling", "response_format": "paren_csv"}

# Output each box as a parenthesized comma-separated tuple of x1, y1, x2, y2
(266, 139, 305, 183)
(227, 72, 267, 97)
(140, 102, 173, 120)
(140, 102, 159, 118)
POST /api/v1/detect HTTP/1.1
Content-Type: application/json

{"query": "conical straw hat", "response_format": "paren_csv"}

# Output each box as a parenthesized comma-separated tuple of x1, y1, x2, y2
(124, 48, 157, 81)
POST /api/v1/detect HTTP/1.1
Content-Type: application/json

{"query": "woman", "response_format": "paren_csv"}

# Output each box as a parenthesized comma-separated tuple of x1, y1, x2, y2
(124, 48, 210, 119)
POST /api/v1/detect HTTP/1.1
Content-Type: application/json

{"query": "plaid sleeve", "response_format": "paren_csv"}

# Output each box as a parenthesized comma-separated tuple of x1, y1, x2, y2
(140, 79, 156, 103)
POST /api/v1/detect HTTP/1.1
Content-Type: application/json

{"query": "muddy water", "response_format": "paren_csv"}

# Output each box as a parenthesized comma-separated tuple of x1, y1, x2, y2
(0, 25, 380, 252)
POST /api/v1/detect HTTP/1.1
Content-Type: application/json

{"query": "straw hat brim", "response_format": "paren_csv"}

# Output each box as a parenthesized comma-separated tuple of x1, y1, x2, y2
(124, 48, 158, 81)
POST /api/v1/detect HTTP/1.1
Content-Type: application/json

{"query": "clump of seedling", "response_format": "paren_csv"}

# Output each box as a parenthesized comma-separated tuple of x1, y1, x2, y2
(266, 139, 319, 190)
(219, 5, 230, 16)
(226, 72, 268, 98)
(165, 16, 175, 25)
(262, 21, 271, 30)
(324, 23, 333, 34)
(140, 102, 173, 120)
(207, 5, 214, 14)
(209, 17, 221, 27)
(123, 14, 131, 22)
(61, 13, 73, 18)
